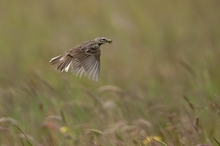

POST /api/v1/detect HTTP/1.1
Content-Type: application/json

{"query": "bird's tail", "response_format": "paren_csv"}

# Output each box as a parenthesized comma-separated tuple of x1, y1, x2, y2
(50, 54, 72, 72)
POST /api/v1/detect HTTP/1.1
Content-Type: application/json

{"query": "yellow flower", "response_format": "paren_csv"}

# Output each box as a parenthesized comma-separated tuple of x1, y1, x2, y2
(60, 126, 68, 133)
(142, 136, 161, 145)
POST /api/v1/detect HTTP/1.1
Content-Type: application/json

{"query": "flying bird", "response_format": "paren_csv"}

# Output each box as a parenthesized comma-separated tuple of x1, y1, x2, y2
(50, 37, 112, 81)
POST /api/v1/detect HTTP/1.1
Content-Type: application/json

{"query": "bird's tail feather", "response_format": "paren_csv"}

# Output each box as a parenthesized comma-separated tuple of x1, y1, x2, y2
(50, 54, 72, 72)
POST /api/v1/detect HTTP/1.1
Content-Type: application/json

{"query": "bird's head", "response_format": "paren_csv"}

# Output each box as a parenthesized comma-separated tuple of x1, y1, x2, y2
(95, 37, 112, 46)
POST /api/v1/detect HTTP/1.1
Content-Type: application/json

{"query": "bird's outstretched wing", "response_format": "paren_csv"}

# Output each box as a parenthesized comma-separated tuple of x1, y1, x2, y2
(70, 45, 101, 81)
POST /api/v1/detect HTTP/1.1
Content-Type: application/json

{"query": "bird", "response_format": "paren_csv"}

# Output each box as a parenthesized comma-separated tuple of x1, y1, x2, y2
(50, 37, 112, 81)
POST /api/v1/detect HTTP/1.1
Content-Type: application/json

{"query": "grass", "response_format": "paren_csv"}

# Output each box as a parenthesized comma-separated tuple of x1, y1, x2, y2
(0, 0, 220, 145)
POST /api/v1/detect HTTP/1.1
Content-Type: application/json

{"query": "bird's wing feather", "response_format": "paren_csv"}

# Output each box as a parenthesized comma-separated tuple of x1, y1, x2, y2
(71, 58, 86, 78)
(71, 46, 100, 81)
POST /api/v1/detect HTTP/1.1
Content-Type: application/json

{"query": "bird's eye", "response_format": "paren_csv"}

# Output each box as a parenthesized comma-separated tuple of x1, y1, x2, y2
(102, 38, 106, 41)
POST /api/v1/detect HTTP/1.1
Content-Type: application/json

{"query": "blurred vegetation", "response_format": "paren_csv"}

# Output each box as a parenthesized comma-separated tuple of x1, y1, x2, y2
(0, 0, 220, 145)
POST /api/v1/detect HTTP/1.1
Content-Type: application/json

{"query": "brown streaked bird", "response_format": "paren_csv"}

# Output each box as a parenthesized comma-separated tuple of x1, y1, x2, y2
(50, 37, 112, 81)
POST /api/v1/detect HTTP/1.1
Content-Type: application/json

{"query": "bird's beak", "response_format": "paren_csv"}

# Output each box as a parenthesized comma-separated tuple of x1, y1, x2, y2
(107, 39, 113, 44)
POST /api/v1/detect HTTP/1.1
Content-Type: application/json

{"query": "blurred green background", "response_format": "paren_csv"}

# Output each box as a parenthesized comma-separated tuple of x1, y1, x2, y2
(1, 0, 220, 145)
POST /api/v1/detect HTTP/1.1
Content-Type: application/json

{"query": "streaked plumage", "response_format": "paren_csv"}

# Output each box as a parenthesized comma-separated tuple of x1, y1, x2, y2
(50, 37, 112, 81)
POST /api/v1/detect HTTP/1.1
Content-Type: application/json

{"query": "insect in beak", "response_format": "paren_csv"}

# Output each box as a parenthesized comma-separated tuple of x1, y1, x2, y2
(107, 39, 113, 44)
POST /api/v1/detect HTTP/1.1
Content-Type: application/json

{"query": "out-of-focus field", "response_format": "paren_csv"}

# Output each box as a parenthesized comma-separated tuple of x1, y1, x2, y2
(1, 0, 220, 145)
